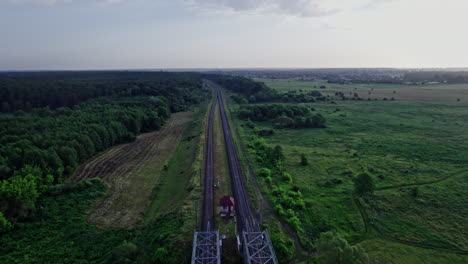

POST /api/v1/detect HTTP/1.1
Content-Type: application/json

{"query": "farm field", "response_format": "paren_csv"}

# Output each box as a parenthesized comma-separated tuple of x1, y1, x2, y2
(256, 78, 468, 103)
(144, 103, 208, 224)
(71, 112, 193, 228)
(230, 79, 468, 263)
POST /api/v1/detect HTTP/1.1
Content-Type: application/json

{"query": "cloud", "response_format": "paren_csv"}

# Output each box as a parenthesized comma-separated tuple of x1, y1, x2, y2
(186, 0, 339, 17)
(1, 0, 60, 4)
(362, 0, 398, 9)
(0, 0, 121, 4)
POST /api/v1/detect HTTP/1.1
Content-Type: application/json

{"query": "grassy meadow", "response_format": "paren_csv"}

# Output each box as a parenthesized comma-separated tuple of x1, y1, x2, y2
(256, 78, 468, 103)
(231, 79, 468, 263)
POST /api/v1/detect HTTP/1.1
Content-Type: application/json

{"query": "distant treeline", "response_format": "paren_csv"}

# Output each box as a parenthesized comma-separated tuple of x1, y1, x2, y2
(403, 71, 468, 84)
(238, 104, 326, 128)
(0, 72, 202, 113)
(0, 72, 209, 225)
(205, 69, 468, 85)
(204, 74, 322, 103)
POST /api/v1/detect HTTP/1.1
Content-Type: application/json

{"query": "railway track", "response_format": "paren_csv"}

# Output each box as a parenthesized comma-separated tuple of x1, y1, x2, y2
(215, 86, 259, 232)
(201, 99, 216, 231)
(192, 92, 220, 264)
(215, 84, 278, 264)
(193, 83, 277, 264)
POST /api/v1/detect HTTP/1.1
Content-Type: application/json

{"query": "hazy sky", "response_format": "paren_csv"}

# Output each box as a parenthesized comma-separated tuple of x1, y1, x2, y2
(1, 0, 467, 70)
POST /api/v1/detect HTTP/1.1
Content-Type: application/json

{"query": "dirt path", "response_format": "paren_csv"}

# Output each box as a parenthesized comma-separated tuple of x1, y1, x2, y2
(376, 168, 468, 191)
(70, 112, 193, 228)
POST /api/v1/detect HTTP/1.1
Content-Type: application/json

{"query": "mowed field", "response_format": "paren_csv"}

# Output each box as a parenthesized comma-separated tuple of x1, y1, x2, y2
(71, 112, 193, 228)
(233, 79, 468, 263)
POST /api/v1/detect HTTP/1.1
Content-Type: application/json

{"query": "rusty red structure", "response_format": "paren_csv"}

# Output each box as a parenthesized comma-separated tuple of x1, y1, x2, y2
(219, 196, 235, 218)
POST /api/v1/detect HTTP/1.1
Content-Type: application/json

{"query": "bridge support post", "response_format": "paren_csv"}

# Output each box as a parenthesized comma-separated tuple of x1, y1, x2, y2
(242, 230, 278, 264)
(191, 231, 221, 264)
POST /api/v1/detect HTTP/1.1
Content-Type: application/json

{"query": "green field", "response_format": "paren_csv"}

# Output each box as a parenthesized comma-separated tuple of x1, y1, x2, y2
(256, 78, 468, 103)
(232, 79, 468, 263)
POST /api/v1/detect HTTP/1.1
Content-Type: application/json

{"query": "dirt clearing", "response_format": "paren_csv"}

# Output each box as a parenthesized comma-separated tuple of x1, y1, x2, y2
(70, 112, 193, 228)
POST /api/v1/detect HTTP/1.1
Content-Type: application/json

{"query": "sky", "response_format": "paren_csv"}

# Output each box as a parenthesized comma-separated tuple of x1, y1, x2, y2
(0, 0, 467, 70)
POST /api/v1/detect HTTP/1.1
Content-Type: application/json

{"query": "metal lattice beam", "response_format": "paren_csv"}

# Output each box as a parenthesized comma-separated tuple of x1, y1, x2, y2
(191, 231, 221, 264)
(242, 230, 278, 264)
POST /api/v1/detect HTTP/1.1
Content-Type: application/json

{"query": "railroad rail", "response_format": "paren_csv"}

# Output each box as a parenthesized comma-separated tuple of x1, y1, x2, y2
(215, 85, 278, 264)
(193, 83, 278, 264)
(192, 97, 220, 264)
(201, 99, 216, 231)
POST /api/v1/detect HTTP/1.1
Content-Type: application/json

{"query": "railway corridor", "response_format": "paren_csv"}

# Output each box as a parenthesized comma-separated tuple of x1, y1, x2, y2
(192, 82, 278, 264)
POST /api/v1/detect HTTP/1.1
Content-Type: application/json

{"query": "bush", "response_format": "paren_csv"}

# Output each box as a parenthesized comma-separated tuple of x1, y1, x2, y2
(280, 194, 295, 208)
(0, 212, 13, 233)
(287, 215, 303, 232)
(108, 240, 138, 264)
(282, 172, 293, 183)
(300, 153, 308, 166)
(258, 129, 274, 136)
(271, 234, 295, 263)
(238, 104, 326, 129)
(317, 231, 369, 264)
(294, 198, 306, 210)
(259, 168, 272, 178)
(275, 204, 286, 216)
(153, 247, 169, 263)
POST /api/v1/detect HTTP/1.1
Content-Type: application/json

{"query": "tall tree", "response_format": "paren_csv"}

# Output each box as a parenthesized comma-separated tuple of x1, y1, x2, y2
(353, 173, 375, 197)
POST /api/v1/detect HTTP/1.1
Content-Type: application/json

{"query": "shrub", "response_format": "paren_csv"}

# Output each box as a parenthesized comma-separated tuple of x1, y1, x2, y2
(287, 215, 303, 232)
(294, 199, 306, 210)
(0, 212, 13, 233)
(275, 204, 286, 216)
(153, 247, 169, 263)
(272, 186, 285, 196)
(271, 234, 295, 263)
(238, 104, 326, 128)
(317, 231, 369, 264)
(288, 190, 303, 198)
(300, 153, 308, 166)
(259, 168, 272, 178)
(246, 120, 256, 128)
(258, 129, 274, 136)
(282, 172, 292, 183)
(108, 240, 138, 263)
(280, 194, 295, 208)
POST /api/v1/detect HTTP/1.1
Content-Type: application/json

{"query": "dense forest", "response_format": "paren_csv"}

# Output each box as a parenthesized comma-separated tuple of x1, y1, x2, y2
(204, 75, 321, 103)
(204, 74, 278, 103)
(238, 104, 326, 128)
(0, 71, 202, 113)
(0, 72, 209, 231)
